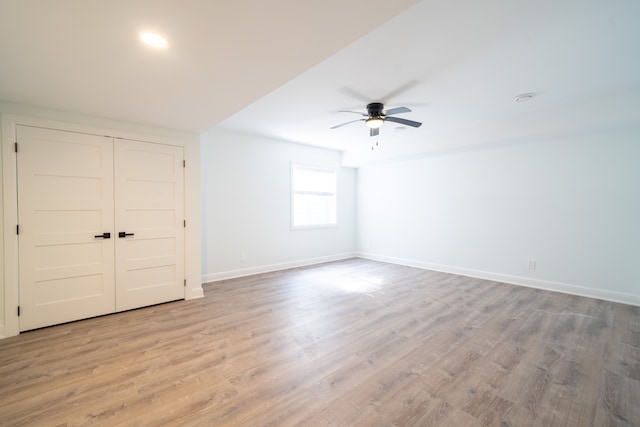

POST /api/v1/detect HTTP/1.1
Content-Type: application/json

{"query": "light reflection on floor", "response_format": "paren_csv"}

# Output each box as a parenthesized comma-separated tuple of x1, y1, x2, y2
(302, 269, 385, 297)
(284, 270, 388, 360)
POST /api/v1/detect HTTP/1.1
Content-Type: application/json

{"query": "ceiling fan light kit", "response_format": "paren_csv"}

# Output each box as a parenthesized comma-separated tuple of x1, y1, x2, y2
(366, 117, 384, 129)
(332, 102, 422, 137)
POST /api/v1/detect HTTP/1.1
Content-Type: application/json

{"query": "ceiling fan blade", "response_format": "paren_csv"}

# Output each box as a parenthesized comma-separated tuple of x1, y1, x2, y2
(384, 106, 411, 116)
(339, 87, 373, 103)
(378, 80, 420, 102)
(331, 119, 364, 129)
(338, 110, 368, 116)
(385, 116, 422, 127)
(370, 127, 379, 137)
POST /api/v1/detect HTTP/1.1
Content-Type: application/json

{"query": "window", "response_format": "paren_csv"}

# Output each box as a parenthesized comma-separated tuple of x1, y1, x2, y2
(291, 164, 337, 228)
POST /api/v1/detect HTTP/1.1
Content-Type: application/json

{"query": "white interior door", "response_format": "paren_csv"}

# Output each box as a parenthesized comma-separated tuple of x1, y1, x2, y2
(114, 139, 185, 311)
(17, 125, 115, 331)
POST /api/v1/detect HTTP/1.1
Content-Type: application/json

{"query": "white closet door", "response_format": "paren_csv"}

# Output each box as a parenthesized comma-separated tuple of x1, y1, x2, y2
(114, 139, 185, 311)
(17, 126, 115, 331)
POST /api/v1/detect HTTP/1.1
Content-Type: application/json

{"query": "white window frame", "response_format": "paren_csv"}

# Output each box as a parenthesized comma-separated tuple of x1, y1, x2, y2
(290, 163, 338, 229)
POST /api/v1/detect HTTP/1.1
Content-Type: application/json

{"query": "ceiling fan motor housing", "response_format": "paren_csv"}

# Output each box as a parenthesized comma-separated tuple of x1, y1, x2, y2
(367, 102, 385, 117)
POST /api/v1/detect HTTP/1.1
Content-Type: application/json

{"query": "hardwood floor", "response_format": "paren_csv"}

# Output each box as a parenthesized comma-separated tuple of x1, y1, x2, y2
(0, 258, 638, 426)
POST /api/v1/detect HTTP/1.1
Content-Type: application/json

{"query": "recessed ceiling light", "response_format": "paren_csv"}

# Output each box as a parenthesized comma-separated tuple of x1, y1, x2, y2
(514, 93, 535, 102)
(140, 32, 167, 48)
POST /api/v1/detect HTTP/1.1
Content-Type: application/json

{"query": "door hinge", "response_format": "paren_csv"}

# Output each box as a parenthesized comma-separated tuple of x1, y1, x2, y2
(184, 279, 187, 287)
(183, 160, 186, 168)
(16, 224, 19, 235)
(17, 306, 20, 316)
(15, 142, 18, 153)
(183, 220, 186, 228)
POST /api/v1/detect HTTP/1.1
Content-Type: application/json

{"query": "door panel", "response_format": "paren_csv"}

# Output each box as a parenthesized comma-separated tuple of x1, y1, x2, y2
(17, 126, 115, 331)
(114, 140, 185, 311)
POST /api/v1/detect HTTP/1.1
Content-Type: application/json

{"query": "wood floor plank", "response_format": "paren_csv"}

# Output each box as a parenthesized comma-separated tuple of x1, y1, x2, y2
(0, 258, 638, 426)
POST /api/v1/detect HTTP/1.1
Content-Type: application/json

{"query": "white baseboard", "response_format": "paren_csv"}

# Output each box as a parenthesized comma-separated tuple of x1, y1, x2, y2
(357, 252, 640, 307)
(202, 252, 357, 284)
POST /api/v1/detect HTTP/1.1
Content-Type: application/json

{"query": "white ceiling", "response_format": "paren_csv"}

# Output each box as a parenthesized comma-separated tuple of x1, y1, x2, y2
(2, 0, 639, 166)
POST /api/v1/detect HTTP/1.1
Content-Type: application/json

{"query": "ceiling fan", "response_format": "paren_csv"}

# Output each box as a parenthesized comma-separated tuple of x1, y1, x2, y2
(331, 102, 422, 137)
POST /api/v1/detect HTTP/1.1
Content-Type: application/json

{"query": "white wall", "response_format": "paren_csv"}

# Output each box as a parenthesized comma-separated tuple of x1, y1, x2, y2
(201, 128, 356, 282)
(357, 127, 640, 305)
(0, 101, 203, 338)
(0, 114, 4, 337)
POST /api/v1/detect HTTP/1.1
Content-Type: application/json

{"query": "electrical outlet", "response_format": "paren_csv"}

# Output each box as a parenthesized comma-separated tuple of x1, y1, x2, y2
(241, 251, 246, 262)
(528, 260, 536, 270)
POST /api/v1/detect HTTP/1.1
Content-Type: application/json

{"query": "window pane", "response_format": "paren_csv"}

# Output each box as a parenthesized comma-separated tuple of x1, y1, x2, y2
(293, 194, 336, 226)
(292, 165, 337, 228)
(293, 168, 335, 194)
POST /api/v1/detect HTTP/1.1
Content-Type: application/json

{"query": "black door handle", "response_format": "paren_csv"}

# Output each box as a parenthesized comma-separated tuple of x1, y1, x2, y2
(119, 232, 135, 238)
(94, 232, 111, 239)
